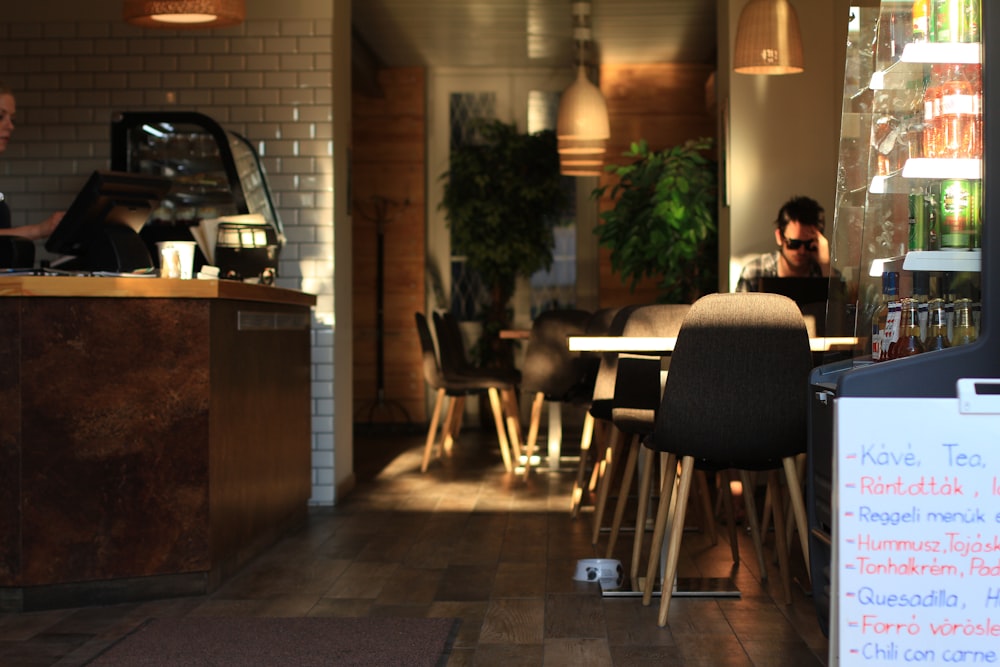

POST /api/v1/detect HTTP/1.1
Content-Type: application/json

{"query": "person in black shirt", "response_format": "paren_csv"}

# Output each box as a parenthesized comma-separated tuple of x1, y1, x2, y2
(0, 83, 63, 240)
(735, 195, 830, 292)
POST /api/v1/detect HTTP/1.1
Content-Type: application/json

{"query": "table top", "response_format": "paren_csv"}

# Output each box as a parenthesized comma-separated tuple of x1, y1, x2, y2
(499, 329, 531, 340)
(567, 335, 860, 353)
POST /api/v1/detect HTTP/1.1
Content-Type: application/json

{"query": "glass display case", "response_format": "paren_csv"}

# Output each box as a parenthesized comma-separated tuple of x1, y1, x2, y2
(110, 111, 285, 280)
(824, 1, 982, 361)
(808, 0, 992, 638)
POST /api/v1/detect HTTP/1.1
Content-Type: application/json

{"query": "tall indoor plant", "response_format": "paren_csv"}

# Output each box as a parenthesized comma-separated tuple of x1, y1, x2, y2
(595, 137, 718, 303)
(440, 119, 567, 369)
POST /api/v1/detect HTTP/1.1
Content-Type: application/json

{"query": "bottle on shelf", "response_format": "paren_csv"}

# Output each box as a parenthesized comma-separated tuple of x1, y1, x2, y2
(893, 298, 926, 359)
(952, 297, 977, 345)
(911, 272, 930, 340)
(912, 0, 929, 43)
(872, 271, 900, 362)
(931, 0, 980, 43)
(937, 63, 976, 159)
(922, 64, 944, 158)
(939, 179, 975, 249)
(908, 188, 930, 251)
(924, 298, 950, 351)
(881, 300, 903, 361)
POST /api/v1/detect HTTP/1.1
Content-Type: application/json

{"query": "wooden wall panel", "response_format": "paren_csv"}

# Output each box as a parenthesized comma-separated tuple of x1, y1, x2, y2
(351, 67, 427, 425)
(596, 63, 718, 308)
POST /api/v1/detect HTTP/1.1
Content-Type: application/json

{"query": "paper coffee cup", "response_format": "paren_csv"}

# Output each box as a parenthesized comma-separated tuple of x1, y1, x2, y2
(156, 241, 197, 279)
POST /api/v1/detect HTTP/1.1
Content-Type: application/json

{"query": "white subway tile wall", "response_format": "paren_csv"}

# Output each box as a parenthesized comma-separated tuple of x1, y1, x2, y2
(0, 19, 337, 505)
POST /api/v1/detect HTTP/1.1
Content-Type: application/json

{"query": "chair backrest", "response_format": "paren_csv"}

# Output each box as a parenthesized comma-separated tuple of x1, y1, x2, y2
(620, 303, 691, 339)
(584, 307, 620, 336)
(591, 304, 641, 403)
(653, 292, 812, 467)
(432, 311, 475, 377)
(608, 303, 692, 432)
(414, 312, 446, 389)
(520, 308, 593, 399)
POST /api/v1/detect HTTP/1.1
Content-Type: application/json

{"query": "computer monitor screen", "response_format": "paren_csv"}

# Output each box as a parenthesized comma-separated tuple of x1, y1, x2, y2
(756, 276, 829, 305)
(45, 170, 172, 272)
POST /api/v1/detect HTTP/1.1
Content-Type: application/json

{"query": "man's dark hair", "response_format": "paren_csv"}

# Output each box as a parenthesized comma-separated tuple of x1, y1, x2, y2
(775, 196, 825, 234)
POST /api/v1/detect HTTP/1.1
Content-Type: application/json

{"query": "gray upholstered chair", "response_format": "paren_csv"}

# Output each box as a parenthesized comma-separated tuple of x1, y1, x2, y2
(643, 292, 813, 626)
(414, 312, 520, 473)
(432, 311, 523, 451)
(596, 304, 696, 588)
(571, 305, 638, 517)
(519, 308, 593, 477)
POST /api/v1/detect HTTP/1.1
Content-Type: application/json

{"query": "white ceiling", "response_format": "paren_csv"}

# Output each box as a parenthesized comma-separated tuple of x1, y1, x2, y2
(351, 0, 718, 70)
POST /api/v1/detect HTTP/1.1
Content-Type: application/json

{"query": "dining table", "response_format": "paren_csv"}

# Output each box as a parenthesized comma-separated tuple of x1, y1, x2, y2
(567, 335, 861, 353)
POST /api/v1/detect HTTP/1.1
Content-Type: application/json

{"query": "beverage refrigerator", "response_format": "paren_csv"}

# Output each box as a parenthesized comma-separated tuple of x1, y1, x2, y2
(807, 0, 996, 658)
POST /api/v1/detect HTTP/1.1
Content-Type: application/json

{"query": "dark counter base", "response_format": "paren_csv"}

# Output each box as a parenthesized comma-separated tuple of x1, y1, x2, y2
(0, 284, 313, 611)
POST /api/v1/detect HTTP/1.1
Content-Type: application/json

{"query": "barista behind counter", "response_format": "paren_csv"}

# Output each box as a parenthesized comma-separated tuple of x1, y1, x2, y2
(1, 83, 64, 267)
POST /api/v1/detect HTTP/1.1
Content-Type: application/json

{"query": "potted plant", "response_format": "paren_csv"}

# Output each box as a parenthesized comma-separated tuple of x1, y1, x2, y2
(594, 137, 718, 304)
(440, 119, 567, 369)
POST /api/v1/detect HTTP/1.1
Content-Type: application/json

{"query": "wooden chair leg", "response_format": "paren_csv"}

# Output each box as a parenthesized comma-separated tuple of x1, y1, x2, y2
(760, 473, 772, 538)
(605, 434, 639, 558)
(588, 421, 609, 492)
(570, 412, 596, 516)
(486, 388, 514, 472)
(784, 455, 812, 582)
(630, 445, 656, 586)
(695, 470, 718, 546)
(643, 452, 677, 606)
(441, 395, 463, 457)
(657, 455, 695, 627)
(421, 388, 447, 472)
(592, 426, 624, 545)
(522, 392, 546, 478)
(500, 388, 523, 464)
(767, 470, 793, 605)
(718, 470, 739, 566)
(739, 470, 768, 581)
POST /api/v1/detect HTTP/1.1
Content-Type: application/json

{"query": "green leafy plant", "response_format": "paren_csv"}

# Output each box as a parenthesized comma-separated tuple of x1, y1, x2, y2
(440, 119, 567, 367)
(595, 137, 718, 303)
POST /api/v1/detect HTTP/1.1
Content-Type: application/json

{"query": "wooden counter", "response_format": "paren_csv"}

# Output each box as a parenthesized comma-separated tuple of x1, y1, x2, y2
(0, 277, 316, 611)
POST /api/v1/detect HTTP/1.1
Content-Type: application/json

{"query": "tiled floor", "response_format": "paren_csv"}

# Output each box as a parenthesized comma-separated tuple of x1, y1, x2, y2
(0, 425, 829, 666)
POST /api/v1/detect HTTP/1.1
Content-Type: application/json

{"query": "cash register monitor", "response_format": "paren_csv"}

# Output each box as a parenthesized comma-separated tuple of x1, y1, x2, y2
(756, 276, 829, 306)
(758, 276, 830, 336)
(45, 170, 172, 272)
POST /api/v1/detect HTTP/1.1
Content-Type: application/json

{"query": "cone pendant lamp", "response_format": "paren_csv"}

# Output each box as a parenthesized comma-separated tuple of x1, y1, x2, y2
(733, 0, 804, 75)
(556, 1, 610, 177)
(123, 0, 245, 28)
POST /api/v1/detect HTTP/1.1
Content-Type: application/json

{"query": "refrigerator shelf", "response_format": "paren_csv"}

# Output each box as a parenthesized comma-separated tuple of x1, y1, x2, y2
(870, 42, 982, 90)
(901, 157, 982, 180)
(901, 248, 982, 272)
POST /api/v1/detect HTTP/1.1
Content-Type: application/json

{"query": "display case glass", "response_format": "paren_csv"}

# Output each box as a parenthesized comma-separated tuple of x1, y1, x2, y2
(110, 111, 284, 278)
(824, 1, 983, 364)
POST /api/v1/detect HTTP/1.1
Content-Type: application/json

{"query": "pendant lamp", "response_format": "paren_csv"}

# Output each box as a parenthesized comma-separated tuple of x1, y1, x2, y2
(733, 0, 804, 75)
(556, 2, 610, 177)
(123, 0, 245, 29)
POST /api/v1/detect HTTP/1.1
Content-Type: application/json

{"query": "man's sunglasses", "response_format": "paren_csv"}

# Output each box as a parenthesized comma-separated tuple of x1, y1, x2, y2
(783, 236, 817, 252)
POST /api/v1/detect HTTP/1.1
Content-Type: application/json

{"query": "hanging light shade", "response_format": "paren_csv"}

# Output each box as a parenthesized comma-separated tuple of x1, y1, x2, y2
(123, 0, 245, 29)
(733, 0, 804, 75)
(557, 66, 610, 177)
(558, 137, 605, 177)
(557, 65, 610, 143)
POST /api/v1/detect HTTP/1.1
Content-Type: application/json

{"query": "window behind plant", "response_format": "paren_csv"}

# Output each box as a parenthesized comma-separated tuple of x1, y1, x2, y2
(447, 90, 582, 323)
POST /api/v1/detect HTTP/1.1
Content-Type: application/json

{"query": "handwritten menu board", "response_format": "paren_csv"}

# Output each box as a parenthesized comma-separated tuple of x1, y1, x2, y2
(835, 390, 1000, 666)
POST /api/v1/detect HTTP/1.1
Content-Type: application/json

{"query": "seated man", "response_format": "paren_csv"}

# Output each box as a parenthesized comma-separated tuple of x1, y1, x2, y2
(735, 195, 830, 292)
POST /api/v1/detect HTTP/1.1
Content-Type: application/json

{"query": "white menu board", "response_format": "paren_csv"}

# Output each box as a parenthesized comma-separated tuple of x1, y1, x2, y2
(834, 382, 1000, 666)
